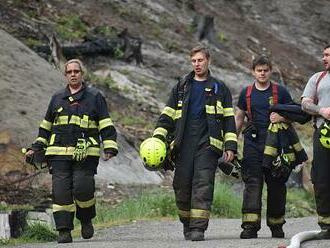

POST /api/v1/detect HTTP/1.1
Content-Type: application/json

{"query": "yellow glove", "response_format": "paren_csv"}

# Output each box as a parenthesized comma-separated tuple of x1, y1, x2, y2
(73, 138, 90, 161)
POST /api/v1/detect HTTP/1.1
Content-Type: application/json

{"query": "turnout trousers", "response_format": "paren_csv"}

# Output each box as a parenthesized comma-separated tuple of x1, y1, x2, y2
(173, 119, 219, 231)
(49, 158, 98, 231)
(241, 129, 286, 230)
(312, 129, 330, 229)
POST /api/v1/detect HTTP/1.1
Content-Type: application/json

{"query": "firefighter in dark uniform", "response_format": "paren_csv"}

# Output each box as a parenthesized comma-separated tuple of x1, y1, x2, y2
(153, 46, 237, 241)
(302, 44, 330, 239)
(235, 56, 293, 239)
(25, 59, 118, 243)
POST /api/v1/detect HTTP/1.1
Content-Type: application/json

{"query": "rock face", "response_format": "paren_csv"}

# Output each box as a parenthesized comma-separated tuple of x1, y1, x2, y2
(0, 29, 161, 190)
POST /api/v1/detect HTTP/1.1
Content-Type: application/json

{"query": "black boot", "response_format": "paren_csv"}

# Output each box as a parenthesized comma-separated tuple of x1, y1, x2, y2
(58, 229, 72, 243)
(190, 229, 205, 241)
(270, 226, 285, 238)
(183, 225, 191, 240)
(81, 221, 94, 239)
(240, 227, 258, 239)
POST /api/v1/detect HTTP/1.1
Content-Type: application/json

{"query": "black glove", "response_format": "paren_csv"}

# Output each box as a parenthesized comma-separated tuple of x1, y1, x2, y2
(218, 157, 241, 179)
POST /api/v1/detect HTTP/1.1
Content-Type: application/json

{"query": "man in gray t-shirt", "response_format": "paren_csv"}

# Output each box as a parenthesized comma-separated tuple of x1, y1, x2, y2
(301, 44, 330, 239)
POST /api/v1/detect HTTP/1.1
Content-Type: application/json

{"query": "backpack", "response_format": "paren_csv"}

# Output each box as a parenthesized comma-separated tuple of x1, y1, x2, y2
(245, 82, 278, 121)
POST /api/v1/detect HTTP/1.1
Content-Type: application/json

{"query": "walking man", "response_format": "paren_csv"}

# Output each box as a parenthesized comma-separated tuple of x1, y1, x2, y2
(301, 44, 330, 239)
(235, 55, 293, 239)
(25, 59, 118, 243)
(152, 46, 237, 241)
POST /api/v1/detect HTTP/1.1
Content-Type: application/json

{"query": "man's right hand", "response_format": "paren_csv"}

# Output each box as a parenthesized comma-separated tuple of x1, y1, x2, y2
(319, 107, 330, 120)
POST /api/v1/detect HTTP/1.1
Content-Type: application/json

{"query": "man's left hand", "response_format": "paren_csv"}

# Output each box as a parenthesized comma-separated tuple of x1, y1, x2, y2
(270, 112, 285, 123)
(103, 153, 114, 161)
(223, 150, 234, 162)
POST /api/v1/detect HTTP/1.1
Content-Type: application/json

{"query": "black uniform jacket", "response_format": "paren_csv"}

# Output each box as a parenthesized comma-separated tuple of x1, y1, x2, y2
(32, 83, 118, 160)
(153, 71, 237, 156)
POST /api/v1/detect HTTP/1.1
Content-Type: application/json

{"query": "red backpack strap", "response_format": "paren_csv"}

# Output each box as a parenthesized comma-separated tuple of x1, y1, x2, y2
(271, 82, 278, 105)
(246, 84, 253, 121)
(315, 71, 327, 104)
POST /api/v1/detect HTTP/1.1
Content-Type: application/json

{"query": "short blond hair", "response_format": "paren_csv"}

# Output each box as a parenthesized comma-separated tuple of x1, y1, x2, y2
(64, 59, 85, 75)
(190, 45, 210, 59)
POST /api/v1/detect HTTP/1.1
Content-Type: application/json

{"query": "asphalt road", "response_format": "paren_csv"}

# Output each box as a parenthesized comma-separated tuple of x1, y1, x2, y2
(11, 217, 329, 248)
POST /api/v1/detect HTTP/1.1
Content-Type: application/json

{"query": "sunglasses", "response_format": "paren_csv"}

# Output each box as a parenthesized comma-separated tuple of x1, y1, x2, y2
(66, 70, 81, 74)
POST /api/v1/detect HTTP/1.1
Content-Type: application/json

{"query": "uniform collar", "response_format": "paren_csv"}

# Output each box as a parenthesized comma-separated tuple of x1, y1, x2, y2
(62, 82, 86, 103)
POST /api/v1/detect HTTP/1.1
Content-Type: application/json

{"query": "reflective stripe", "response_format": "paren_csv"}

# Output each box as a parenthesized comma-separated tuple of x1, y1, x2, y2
(224, 132, 237, 142)
(40, 119, 52, 131)
(45, 146, 100, 156)
(285, 152, 296, 162)
(89, 120, 98, 129)
(99, 118, 114, 131)
(103, 140, 118, 150)
(35, 137, 48, 145)
(89, 137, 98, 146)
(161, 106, 176, 120)
(264, 146, 278, 156)
(210, 137, 223, 150)
(54, 116, 69, 125)
(81, 115, 89, 128)
(268, 216, 285, 225)
(216, 101, 224, 114)
(223, 107, 234, 117)
(319, 215, 330, 225)
(53, 203, 76, 213)
(69, 115, 81, 126)
(153, 127, 168, 138)
(293, 142, 303, 152)
(175, 110, 182, 120)
(75, 197, 96, 208)
(178, 209, 190, 218)
(206, 105, 216, 114)
(49, 134, 56, 145)
(191, 209, 210, 219)
(242, 213, 260, 223)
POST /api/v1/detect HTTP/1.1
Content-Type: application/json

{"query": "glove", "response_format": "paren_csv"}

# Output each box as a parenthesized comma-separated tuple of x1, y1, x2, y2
(73, 138, 90, 161)
(218, 157, 242, 179)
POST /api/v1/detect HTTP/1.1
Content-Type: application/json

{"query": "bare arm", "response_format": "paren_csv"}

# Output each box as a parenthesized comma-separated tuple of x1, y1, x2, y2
(302, 97, 330, 120)
(301, 97, 321, 115)
(235, 107, 246, 135)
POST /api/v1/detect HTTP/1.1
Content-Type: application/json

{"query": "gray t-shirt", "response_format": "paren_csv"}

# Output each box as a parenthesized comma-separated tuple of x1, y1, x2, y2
(302, 71, 330, 127)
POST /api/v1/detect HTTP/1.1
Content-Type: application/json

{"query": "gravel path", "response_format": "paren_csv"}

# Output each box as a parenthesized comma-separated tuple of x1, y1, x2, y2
(10, 217, 330, 248)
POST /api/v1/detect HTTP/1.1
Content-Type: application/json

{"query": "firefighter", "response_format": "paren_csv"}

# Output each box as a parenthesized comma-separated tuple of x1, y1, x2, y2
(152, 46, 237, 241)
(25, 59, 118, 243)
(301, 44, 330, 239)
(235, 55, 293, 239)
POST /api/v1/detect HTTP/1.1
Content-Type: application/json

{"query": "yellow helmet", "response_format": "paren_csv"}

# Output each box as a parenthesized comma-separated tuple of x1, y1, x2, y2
(139, 137, 166, 170)
(319, 122, 330, 149)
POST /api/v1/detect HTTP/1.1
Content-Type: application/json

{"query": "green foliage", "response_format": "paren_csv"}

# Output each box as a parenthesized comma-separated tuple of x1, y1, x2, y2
(286, 188, 316, 217)
(114, 47, 125, 59)
(0, 239, 9, 246)
(93, 25, 117, 37)
(94, 188, 177, 225)
(212, 182, 242, 218)
(217, 32, 227, 43)
(55, 15, 88, 40)
(21, 223, 57, 242)
(25, 38, 43, 47)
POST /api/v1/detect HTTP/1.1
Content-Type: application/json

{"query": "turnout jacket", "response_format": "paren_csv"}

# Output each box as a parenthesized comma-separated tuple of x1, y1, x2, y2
(32, 83, 118, 159)
(263, 122, 308, 169)
(153, 71, 237, 155)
